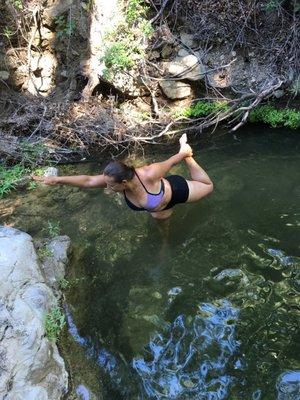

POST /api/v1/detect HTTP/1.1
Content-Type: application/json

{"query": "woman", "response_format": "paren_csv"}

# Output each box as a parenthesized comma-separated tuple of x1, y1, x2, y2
(33, 134, 213, 219)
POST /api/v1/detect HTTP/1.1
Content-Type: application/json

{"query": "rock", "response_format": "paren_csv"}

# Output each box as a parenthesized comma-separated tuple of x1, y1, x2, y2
(159, 80, 192, 99)
(38, 235, 71, 291)
(25, 52, 57, 95)
(177, 48, 190, 57)
(0, 71, 9, 80)
(273, 89, 285, 98)
(31, 52, 57, 77)
(163, 54, 205, 81)
(0, 226, 68, 399)
(39, 26, 56, 42)
(180, 32, 196, 48)
(44, 167, 59, 177)
(161, 45, 173, 59)
(148, 50, 160, 60)
(27, 76, 53, 95)
(33, 26, 55, 45)
(207, 71, 231, 88)
(43, 0, 74, 25)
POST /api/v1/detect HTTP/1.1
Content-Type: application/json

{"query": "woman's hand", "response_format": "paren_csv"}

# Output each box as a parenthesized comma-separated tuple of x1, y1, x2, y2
(31, 175, 58, 185)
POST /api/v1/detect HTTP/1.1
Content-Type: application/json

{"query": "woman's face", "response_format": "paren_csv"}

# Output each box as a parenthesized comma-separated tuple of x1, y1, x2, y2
(104, 175, 126, 193)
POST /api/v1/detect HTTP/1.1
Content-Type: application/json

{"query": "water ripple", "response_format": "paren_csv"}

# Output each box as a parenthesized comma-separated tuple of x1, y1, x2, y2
(133, 300, 240, 399)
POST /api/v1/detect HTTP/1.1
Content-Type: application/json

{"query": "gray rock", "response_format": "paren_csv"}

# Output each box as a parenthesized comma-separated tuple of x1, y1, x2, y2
(159, 80, 192, 99)
(0, 71, 9, 80)
(162, 54, 205, 81)
(161, 45, 173, 59)
(43, 0, 74, 24)
(180, 33, 196, 48)
(273, 89, 285, 98)
(39, 235, 71, 291)
(44, 167, 59, 177)
(0, 226, 68, 399)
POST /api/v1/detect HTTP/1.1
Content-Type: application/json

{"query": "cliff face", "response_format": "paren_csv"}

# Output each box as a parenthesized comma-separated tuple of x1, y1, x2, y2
(0, 226, 70, 399)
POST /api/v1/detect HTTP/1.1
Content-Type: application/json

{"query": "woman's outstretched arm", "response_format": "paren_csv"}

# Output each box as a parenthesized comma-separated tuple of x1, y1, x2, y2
(32, 174, 106, 188)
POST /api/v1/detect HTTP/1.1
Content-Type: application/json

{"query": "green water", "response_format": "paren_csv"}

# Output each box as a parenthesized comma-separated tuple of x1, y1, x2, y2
(1, 127, 299, 399)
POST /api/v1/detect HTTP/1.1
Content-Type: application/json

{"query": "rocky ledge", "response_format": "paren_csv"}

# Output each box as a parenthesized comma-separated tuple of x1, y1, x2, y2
(0, 226, 70, 400)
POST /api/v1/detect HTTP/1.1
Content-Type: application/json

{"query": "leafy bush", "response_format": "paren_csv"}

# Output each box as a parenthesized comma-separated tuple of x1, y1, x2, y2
(284, 109, 300, 129)
(37, 246, 53, 260)
(102, 0, 153, 77)
(179, 101, 229, 118)
(45, 221, 61, 238)
(249, 106, 300, 129)
(126, 0, 149, 24)
(8, 0, 23, 10)
(45, 307, 66, 342)
(103, 42, 135, 70)
(0, 165, 27, 198)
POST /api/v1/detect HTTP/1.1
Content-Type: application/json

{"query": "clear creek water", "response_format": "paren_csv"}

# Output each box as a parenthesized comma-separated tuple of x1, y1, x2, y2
(1, 127, 299, 400)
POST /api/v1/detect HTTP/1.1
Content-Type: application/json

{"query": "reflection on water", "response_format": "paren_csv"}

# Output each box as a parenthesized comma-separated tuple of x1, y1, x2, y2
(277, 371, 300, 400)
(66, 301, 241, 399)
(133, 301, 239, 400)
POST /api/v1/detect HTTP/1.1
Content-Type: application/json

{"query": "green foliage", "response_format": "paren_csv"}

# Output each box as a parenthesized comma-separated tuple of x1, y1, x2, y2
(249, 105, 300, 129)
(28, 181, 38, 190)
(37, 246, 53, 260)
(264, 0, 282, 12)
(44, 306, 66, 342)
(33, 167, 45, 176)
(139, 19, 154, 36)
(44, 220, 61, 238)
(3, 27, 14, 38)
(178, 101, 229, 118)
(59, 278, 70, 290)
(284, 109, 300, 129)
(126, 0, 149, 25)
(8, 0, 23, 10)
(101, 0, 153, 77)
(103, 42, 135, 70)
(54, 15, 75, 38)
(0, 165, 27, 198)
(81, 0, 93, 12)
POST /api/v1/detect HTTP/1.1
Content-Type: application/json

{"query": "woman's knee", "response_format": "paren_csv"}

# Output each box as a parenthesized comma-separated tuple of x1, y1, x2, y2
(187, 180, 213, 202)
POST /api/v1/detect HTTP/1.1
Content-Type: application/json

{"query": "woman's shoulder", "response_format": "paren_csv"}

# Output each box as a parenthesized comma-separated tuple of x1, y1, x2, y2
(136, 165, 159, 182)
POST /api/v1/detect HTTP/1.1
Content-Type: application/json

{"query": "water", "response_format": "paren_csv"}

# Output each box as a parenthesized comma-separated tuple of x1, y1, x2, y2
(1, 127, 299, 399)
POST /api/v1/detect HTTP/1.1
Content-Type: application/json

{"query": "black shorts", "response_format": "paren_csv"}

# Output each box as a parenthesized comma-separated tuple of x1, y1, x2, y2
(163, 175, 189, 210)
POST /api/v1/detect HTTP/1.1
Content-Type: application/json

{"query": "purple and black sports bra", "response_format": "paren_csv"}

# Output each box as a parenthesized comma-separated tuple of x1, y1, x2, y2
(124, 170, 165, 212)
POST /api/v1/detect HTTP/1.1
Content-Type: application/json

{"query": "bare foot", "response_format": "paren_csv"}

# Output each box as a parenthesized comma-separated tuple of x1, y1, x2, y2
(179, 134, 193, 157)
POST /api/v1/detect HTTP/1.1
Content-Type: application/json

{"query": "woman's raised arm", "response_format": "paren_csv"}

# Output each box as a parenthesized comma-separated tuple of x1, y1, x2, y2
(143, 134, 193, 180)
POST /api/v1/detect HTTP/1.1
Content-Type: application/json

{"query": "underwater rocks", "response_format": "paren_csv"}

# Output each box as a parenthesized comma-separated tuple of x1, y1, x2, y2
(0, 226, 69, 399)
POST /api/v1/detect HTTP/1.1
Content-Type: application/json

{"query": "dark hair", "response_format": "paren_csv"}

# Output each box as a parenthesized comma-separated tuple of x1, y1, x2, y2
(103, 161, 134, 183)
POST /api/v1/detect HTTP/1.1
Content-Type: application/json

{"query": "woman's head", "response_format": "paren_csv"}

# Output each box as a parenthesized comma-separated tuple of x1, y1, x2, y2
(103, 161, 134, 192)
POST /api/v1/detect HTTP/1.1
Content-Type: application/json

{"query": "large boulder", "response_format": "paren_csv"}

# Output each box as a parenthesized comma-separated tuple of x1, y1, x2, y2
(162, 53, 205, 81)
(159, 80, 192, 99)
(0, 226, 68, 399)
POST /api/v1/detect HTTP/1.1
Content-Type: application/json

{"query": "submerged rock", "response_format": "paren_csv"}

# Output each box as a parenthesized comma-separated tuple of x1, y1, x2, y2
(0, 226, 68, 399)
